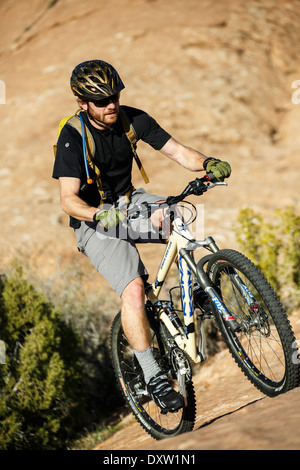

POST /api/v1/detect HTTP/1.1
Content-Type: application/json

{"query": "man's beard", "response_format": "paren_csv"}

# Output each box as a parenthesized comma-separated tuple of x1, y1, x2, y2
(87, 104, 119, 129)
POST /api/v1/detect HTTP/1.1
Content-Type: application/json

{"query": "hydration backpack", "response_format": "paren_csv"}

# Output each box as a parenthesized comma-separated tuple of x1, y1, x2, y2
(53, 106, 149, 200)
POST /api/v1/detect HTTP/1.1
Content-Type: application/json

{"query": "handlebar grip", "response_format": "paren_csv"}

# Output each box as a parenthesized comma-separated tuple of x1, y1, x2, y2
(207, 172, 222, 183)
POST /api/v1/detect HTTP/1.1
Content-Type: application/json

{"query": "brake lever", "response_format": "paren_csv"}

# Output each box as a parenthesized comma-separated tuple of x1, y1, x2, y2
(166, 178, 206, 205)
(207, 181, 228, 189)
(164, 175, 228, 207)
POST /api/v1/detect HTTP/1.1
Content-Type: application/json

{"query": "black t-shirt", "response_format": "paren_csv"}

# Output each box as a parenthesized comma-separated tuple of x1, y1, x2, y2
(52, 106, 171, 228)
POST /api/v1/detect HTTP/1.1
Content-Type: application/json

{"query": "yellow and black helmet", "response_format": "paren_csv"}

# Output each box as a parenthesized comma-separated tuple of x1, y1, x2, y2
(70, 60, 125, 100)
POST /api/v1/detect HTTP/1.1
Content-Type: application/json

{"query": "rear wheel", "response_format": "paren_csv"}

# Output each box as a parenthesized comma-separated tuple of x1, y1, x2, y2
(206, 249, 300, 397)
(110, 310, 196, 440)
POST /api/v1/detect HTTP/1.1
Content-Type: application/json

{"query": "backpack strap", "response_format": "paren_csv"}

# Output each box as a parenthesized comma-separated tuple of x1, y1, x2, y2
(54, 112, 105, 200)
(53, 107, 149, 202)
(119, 107, 150, 184)
(69, 113, 106, 199)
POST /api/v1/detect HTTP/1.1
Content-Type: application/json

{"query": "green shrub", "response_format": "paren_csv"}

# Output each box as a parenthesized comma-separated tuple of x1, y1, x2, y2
(39, 261, 122, 434)
(235, 206, 300, 309)
(0, 268, 84, 449)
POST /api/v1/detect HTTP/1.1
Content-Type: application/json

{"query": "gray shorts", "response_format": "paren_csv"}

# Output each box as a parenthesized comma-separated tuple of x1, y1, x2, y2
(74, 188, 166, 297)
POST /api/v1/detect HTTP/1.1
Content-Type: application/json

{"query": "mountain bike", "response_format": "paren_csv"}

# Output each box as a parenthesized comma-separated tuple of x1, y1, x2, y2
(110, 174, 300, 440)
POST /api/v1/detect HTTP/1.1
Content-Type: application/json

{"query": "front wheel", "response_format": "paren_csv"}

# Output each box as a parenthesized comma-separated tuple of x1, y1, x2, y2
(110, 311, 196, 440)
(206, 249, 300, 397)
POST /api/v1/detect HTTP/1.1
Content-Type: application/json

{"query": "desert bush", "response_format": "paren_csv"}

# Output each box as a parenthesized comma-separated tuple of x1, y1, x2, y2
(235, 206, 300, 310)
(39, 261, 122, 430)
(0, 267, 84, 449)
(0, 263, 123, 449)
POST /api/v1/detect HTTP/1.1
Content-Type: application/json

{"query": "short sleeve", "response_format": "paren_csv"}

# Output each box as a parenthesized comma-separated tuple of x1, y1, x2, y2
(123, 107, 171, 151)
(52, 125, 84, 180)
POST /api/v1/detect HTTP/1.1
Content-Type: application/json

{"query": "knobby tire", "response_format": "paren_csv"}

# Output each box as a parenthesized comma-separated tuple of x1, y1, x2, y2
(110, 311, 196, 440)
(206, 249, 300, 397)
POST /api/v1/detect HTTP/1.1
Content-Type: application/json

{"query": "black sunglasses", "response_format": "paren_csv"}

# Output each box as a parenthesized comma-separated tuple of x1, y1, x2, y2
(91, 94, 120, 107)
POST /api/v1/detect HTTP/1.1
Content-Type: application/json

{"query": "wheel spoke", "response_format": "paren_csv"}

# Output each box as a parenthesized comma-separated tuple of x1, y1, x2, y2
(220, 269, 286, 384)
(111, 313, 196, 438)
(206, 249, 300, 396)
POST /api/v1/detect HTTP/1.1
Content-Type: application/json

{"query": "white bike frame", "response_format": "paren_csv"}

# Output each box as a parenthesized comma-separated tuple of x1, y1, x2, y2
(145, 213, 214, 364)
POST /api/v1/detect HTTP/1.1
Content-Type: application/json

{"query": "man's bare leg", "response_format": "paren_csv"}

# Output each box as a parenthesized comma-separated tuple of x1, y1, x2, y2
(121, 277, 184, 411)
(121, 277, 161, 383)
(121, 277, 150, 350)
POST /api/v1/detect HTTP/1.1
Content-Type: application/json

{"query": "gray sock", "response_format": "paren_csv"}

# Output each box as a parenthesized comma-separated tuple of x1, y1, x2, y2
(133, 346, 161, 384)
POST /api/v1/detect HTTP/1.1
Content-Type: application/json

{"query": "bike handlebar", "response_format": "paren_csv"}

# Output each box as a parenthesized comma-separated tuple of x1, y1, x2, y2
(165, 172, 227, 205)
(126, 173, 227, 221)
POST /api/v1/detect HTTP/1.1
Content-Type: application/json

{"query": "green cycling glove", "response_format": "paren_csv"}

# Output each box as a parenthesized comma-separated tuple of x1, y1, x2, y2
(203, 158, 231, 181)
(93, 207, 126, 231)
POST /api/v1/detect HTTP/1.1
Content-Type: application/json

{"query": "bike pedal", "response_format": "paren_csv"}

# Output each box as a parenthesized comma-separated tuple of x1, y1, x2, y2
(160, 405, 183, 415)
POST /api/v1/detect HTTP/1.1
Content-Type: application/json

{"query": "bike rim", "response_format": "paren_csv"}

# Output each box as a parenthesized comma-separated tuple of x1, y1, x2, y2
(217, 266, 287, 387)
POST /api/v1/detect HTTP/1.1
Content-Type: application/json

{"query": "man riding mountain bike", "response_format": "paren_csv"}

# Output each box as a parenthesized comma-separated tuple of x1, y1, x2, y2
(52, 59, 231, 413)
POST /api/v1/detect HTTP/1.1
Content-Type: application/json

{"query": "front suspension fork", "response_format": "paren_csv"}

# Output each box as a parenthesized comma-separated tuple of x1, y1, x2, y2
(180, 244, 241, 332)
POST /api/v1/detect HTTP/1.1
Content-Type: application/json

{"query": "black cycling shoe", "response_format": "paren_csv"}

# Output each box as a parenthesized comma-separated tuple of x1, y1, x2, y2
(147, 371, 184, 413)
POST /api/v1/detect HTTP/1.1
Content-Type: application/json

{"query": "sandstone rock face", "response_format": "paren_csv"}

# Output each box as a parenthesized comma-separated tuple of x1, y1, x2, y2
(94, 309, 300, 451)
(0, 0, 300, 450)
